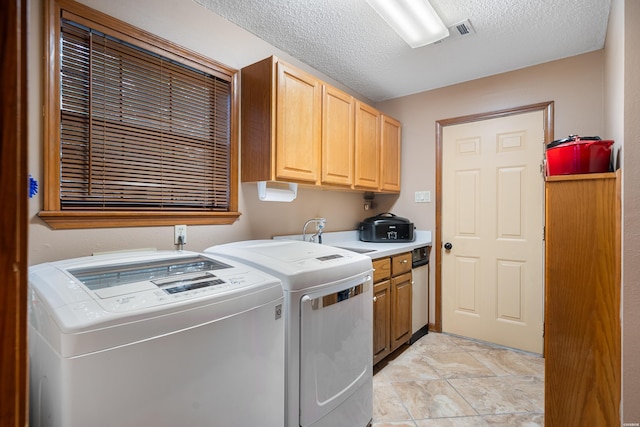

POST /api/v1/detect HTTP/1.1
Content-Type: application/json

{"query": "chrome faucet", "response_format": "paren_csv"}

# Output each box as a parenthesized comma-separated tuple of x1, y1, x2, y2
(302, 218, 326, 243)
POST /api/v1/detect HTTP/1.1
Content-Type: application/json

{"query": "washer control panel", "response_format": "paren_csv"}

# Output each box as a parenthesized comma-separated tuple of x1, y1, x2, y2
(62, 255, 275, 312)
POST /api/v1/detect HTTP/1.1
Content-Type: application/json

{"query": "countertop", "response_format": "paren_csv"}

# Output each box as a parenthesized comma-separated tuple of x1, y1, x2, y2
(273, 230, 432, 259)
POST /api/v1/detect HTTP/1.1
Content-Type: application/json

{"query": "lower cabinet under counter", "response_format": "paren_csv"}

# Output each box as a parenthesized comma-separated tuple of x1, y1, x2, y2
(372, 252, 412, 365)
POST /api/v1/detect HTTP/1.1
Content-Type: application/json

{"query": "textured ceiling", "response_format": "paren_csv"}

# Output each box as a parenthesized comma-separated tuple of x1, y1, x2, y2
(194, 0, 611, 102)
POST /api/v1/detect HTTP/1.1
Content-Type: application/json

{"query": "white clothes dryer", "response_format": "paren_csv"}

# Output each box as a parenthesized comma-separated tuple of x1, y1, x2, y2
(205, 240, 373, 427)
(28, 250, 284, 427)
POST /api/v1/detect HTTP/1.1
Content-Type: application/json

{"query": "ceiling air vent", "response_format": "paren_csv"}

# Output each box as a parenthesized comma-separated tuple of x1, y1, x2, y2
(434, 19, 476, 44)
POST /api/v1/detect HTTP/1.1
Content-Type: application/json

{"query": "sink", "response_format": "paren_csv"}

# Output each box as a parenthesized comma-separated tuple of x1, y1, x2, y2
(335, 247, 375, 254)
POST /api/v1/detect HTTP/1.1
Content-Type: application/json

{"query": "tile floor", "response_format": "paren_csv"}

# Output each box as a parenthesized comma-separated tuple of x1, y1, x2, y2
(372, 332, 544, 426)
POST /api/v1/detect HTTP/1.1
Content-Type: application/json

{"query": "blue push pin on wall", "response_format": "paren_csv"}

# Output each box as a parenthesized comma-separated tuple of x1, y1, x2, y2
(29, 175, 38, 198)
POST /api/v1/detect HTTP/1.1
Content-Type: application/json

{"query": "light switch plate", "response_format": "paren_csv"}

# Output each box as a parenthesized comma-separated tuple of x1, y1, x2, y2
(414, 191, 431, 203)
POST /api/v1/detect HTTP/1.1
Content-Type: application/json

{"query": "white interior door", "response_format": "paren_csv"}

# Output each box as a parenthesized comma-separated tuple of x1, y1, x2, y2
(441, 110, 544, 354)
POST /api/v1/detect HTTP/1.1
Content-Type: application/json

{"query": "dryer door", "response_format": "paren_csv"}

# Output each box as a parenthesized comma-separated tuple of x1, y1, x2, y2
(299, 275, 372, 427)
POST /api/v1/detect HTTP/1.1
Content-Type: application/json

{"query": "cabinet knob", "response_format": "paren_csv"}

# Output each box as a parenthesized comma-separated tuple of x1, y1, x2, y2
(373, 296, 377, 302)
(444, 242, 453, 251)
(402, 259, 408, 264)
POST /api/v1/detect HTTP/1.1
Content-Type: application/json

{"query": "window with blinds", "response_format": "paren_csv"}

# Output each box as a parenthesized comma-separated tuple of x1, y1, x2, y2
(41, 0, 239, 229)
(60, 19, 230, 210)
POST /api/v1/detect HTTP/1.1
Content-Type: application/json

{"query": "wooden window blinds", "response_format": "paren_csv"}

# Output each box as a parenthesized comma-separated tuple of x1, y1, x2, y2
(40, 0, 239, 229)
(60, 18, 231, 211)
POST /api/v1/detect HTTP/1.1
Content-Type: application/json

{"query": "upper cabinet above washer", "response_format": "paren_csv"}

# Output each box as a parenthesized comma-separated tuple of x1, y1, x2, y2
(322, 84, 355, 187)
(240, 56, 401, 194)
(241, 57, 321, 184)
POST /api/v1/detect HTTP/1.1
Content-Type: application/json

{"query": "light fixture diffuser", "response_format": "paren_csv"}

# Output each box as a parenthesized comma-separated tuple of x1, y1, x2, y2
(366, 0, 449, 48)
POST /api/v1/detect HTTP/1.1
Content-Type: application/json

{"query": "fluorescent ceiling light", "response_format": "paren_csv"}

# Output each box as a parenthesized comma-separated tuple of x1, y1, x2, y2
(366, 0, 449, 48)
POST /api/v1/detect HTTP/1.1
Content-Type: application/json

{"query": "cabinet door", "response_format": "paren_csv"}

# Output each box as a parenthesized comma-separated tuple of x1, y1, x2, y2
(354, 101, 380, 189)
(380, 115, 401, 192)
(322, 85, 354, 187)
(373, 280, 391, 365)
(275, 62, 321, 183)
(391, 272, 412, 351)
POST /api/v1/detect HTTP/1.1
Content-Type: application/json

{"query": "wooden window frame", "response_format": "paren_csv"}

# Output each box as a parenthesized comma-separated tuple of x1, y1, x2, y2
(40, 0, 240, 229)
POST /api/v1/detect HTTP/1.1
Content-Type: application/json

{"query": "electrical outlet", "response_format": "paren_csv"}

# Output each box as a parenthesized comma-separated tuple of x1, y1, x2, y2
(174, 224, 187, 245)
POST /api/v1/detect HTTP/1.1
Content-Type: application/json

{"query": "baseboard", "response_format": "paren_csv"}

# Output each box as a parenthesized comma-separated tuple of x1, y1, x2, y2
(410, 324, 429, 344)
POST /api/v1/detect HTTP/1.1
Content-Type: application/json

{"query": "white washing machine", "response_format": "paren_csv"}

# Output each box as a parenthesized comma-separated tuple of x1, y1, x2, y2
(205, 240, 373, 427)
(28, 250, 285, 427)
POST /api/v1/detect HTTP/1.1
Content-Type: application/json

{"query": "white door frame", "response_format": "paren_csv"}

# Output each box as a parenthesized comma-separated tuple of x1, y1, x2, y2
(433, 101, 554, 334)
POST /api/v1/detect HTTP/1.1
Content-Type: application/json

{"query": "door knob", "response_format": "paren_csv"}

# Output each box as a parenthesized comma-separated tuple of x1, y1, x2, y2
(444, 242, 453, 251)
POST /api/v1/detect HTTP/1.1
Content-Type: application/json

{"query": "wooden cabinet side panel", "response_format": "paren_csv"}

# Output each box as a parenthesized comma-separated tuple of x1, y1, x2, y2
(544, 175, 620, 426)
(373, 280, 391, 365)
(240, 57, 274, 182)
(380, 115, 401, 192)
(275, 62, 321, 183)
(391, 272, 412, 351)
(354, 102, 380, 189)
(322, 85, 354, 187)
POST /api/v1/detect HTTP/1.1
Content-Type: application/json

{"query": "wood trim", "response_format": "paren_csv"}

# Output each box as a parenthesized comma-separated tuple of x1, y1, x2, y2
(44, 0, 62, 211)
(434, 101, 554, 333)
(38, 211, 242, 229)
(0, 0, 28, 424)
(546, 171, 615, 182)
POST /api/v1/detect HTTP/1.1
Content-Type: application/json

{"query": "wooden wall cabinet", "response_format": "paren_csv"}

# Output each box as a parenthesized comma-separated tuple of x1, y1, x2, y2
(241, 56, 401, 193)
(353, 102, 401, 193)
(354, 101, 381, 190)
(380, 115, 401, 192)
(241, 57, 321, 184)
(544, 172, 621, 427)
(321, 84, 354, 187)
(372, 252, 413, 365)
